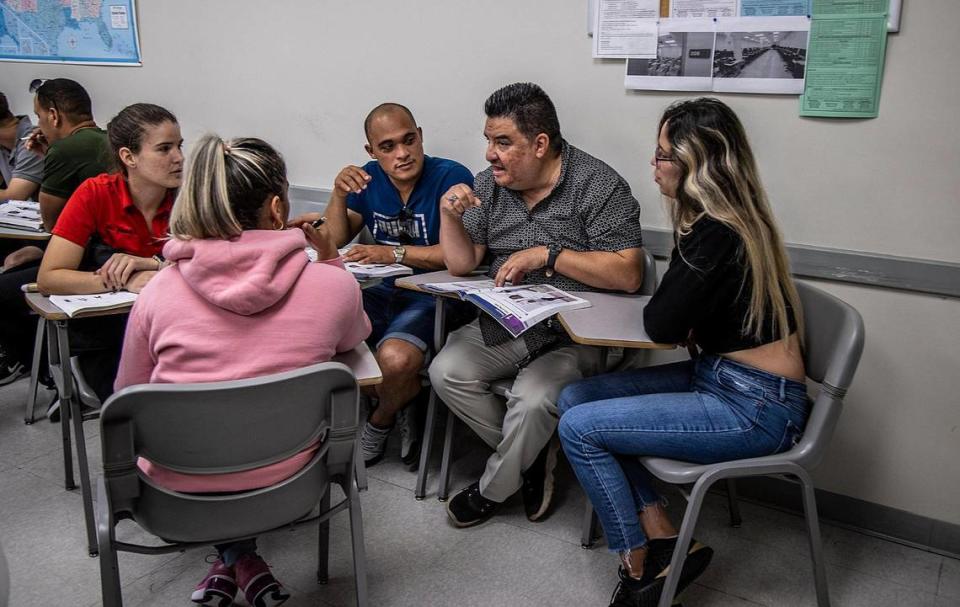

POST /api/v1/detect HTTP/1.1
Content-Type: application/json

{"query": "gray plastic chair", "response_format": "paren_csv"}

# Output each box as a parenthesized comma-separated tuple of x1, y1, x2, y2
(585, 282, 864, 607)
(95, 362, 368, 607)
(418, 248, 659, 502)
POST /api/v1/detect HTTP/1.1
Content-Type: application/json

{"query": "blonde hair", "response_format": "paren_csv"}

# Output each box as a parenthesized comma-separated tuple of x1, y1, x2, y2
(169, 134, 287, 240)
(660, 98, 802, 343)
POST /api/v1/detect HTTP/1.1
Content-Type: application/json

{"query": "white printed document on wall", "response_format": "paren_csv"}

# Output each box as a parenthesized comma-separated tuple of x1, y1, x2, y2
(593, 0, 659, 58)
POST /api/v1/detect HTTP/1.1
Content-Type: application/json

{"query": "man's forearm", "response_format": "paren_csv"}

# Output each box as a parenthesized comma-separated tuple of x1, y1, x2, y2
(554, 249, 644, 293)
(402, 244, 445, 271)
(440, 215, 480, 275)
(323, 191, 354, 248)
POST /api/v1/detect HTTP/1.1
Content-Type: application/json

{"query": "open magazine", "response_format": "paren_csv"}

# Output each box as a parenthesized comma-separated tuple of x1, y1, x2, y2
(0, 200, 44, 232)
(48, 292, 138, 318)
(304, 247, 413, 280)
(423, 281, 591, 338)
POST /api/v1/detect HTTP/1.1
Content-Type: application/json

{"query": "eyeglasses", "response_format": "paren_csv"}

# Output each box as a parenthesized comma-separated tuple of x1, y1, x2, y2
(28, 78, 47, 94)
(654, 149, 675, 165)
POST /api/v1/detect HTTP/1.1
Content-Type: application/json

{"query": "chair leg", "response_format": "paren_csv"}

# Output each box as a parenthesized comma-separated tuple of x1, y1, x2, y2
(580, 498, 600, 548)
(414, 388, 438, 500)
(24, 317, 45, 425)
(317, 485, 331, 584)
(96, 479, 122, 607)
(725, 478, 742, 528)
(657, 475, 712, 607)
(437, 408, 455, 502)
(796, 468, 831, 607)
(346, 474, 368, 607)
(353, 427, 368, 492)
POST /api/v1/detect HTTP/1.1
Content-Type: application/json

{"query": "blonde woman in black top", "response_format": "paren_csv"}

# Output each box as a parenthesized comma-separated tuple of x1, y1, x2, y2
(557, 98, 807, 607)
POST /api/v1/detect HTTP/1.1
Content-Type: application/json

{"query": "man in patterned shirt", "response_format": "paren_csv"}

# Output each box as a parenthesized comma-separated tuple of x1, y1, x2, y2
(430, 82, 645, 527)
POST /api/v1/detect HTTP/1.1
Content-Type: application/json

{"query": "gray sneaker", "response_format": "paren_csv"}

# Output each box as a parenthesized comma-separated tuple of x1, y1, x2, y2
(0, 347, 26, 386)
(396, 407, 420, 467)
(359, 421, 392, 467)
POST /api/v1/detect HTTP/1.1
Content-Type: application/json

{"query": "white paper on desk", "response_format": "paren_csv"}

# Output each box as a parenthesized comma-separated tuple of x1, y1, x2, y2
(625, 19, 716, 91)
(0, 200, 44, 231)
(305, 246, 412, 280)
(712, 16, 810, 94)
(670, 0, 737, 18)
(49, 292, 137, 318)
(593, 0, 659, 58)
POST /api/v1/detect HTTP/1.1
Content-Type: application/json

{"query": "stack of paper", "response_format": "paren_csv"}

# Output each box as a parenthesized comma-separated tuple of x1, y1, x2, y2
(0, 200, 44, 232)
(48, 292, 138, 318)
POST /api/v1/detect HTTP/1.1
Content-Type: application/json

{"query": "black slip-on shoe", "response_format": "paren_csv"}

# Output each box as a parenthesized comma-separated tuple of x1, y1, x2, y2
(446, 481, 499, 528)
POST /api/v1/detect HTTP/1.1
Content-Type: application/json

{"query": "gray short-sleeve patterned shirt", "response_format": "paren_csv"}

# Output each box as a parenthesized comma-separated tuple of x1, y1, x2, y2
(462, 140, 643, 353)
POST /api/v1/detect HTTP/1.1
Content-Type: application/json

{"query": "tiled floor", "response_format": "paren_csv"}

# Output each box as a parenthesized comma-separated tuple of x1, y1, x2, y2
(1, 377, 957, 607)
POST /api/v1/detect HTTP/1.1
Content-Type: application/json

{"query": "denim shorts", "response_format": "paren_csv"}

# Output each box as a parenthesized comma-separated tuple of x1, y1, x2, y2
(363, 281, 436, 353)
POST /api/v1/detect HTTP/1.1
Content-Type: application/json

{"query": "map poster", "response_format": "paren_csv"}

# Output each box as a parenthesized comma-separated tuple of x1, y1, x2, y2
(0, 0, 141, 65)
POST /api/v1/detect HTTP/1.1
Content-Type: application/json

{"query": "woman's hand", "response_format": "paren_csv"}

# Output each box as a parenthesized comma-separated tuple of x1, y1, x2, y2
(123, 270, 157, 294)
(96, 253, 156, 291)
(298, 220, 339, 261)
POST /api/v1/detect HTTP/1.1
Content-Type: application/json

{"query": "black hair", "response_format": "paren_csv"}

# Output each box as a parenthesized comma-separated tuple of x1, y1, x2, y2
(106, 103, 179, 176)
(34, 78, 93, 123)
(363, 103, 417, 141)
(0, 92, 12, 122)
(484, 82, 562, 154)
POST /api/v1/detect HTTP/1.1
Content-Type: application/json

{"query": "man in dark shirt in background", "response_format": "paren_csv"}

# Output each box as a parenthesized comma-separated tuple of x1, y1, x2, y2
(0, 79, 110, 386)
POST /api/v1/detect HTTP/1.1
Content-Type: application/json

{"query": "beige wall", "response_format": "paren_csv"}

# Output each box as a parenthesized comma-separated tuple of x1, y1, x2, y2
(2, 0, 958, 523)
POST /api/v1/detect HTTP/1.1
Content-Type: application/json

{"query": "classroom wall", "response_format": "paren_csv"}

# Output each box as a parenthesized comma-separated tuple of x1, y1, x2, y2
(2, 1, 958, 525)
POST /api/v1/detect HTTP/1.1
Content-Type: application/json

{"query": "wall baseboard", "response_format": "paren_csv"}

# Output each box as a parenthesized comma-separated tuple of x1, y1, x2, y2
(722, 476, 960, 559)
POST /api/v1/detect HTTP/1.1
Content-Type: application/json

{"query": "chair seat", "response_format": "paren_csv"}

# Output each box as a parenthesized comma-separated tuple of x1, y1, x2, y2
(640, 450, 804, 486)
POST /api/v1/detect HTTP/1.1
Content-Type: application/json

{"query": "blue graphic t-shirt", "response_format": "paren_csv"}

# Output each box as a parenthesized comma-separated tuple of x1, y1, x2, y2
(346, 155, 474, 249)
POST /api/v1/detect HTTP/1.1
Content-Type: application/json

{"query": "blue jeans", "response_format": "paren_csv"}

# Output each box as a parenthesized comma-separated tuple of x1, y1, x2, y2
(557, 354, 809, 553)
(363, 281, 437, 353)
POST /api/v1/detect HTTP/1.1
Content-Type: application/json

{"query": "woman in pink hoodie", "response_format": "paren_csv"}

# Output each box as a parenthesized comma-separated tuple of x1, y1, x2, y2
(114, 135, 371, 607)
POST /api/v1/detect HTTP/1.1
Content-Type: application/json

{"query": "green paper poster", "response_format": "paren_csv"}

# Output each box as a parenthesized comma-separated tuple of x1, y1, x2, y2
(800, 0, 889, 118)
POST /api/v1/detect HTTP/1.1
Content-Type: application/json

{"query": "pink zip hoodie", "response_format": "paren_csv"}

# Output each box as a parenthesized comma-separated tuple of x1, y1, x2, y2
(114, 229, 371, 492)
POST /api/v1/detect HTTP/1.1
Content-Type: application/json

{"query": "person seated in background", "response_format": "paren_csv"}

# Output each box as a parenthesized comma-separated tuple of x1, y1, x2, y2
(430, 82, 645, 528)
(37, 103, 182, 403)
(114, 134, 371, 607)
(557, 98, 808, 607)
(0, 79, 110, 386)
(0, 90, 43, 203)
(291, 103, 474, 467)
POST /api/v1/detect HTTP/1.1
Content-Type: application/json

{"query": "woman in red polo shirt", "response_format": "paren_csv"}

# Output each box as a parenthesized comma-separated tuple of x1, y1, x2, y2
(37, 103, 182, 401)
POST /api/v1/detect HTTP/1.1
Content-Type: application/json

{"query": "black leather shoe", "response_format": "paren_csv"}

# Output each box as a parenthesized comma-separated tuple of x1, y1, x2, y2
(446, 481, 499, 528)
(521, 440, 559, 521)
(609, 538, 713, 607)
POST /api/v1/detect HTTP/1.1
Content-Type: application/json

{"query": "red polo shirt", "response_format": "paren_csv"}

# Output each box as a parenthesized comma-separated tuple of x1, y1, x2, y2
(53, 173, 173, 258)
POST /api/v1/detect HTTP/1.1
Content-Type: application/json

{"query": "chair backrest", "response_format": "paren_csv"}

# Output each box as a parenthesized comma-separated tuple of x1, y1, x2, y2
(790, 281, 865, 469)
(639, 247, 658, 296)
(99, 362, 359, 542)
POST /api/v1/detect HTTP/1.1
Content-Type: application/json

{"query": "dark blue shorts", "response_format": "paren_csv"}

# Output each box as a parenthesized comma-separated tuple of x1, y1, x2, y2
(363, 281, 437, 353)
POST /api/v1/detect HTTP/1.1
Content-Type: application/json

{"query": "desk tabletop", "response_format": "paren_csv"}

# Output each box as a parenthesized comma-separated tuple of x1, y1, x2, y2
(559, 293, 674, 350)
(332, 342, 382, 386)
(397, 271, 673, 350)
(24, 291, 134, 321)
(395, 269, 489, 297)
(0, 225, 50, 241)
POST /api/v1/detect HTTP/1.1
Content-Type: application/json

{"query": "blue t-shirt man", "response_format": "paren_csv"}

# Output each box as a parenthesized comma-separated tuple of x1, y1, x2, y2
(314, 103, 475, 468)
(347, 155, 473, 253)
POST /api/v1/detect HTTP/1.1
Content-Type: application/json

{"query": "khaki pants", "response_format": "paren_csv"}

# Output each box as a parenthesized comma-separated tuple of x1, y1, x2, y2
(428, 320, 605, 502)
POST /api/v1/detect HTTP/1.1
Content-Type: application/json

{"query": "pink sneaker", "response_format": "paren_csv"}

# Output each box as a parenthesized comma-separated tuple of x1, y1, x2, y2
(235, 553, 290, 607)
(191, 558, 237, 606)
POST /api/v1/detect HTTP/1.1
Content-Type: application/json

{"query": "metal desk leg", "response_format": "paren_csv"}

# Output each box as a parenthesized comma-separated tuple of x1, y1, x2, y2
(47, 320, 75, 491)
(437, 407, 455, 502)
(23, 317, 45, 424)
(414, 296, 447, 500)
(55, 321, 98, 556)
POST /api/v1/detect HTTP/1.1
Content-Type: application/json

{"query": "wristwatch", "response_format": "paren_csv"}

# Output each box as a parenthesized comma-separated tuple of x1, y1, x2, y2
(393, 245, 407, 264)
(545, 244, 562, 277)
